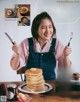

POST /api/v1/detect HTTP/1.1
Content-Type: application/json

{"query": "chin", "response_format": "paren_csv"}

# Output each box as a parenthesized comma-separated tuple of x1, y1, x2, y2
(44, 37, 51, 40)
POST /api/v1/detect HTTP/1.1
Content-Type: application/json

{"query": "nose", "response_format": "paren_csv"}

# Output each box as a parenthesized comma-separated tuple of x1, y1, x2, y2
(46, 27, 50, 33)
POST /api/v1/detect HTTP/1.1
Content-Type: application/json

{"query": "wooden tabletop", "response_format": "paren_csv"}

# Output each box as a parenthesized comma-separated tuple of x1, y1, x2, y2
(0, 80, 80, 102)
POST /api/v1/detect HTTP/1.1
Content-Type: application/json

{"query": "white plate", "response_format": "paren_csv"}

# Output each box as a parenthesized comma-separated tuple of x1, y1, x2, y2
(18, 83, 53, 94)
(70, 79, 80, 83)
(70, 79, 80, 85)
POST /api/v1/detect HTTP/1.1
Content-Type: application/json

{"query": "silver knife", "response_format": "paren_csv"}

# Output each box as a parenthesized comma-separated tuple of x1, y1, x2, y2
(4, 32, 14, 45)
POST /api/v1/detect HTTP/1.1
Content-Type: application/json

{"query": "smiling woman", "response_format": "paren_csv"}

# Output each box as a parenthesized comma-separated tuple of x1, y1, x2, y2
(10, 11, 72, 81)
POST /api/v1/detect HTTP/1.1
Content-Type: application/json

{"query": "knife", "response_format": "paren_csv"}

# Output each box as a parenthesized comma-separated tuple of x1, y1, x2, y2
(4, 32, 14, 45)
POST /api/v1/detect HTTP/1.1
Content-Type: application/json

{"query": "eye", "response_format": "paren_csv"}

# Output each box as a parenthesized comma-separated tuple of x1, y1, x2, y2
(41, 26, 46, 29)
(49, 26, 53, 28)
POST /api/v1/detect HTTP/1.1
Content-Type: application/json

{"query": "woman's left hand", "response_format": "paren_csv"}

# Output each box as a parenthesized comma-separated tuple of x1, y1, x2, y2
(63, 46, 72, 57)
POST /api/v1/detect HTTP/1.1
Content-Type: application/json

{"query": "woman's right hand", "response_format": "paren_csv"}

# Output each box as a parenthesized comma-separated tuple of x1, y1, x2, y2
(12, 42, 21, 55)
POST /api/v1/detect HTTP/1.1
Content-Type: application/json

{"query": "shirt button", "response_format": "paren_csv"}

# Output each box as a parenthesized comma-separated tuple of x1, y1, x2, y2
(41, 54, 43, 56)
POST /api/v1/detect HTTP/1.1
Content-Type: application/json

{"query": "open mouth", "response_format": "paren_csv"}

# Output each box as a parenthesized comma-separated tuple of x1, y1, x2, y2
(44, 34, 51, 37)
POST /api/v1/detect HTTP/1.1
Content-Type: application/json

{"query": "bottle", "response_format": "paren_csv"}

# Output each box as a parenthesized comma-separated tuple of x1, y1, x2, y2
(0, 84, 7, 102)
(6, 84, 18, 101)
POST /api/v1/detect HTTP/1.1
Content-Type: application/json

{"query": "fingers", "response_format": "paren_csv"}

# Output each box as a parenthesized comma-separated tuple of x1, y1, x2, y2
(12, 42, 17, 50)
(64, 46, 72, 56)
(13, 41, 16, 45)
(12, 42, 20, 55)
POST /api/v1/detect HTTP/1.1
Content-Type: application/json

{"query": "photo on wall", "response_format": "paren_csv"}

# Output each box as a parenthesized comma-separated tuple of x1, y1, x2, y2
(4, 4, 30, 26)
(15, 4, 30, 17)
(15, 4, 30, 26)
(18, 16, 30, 26)
(5, 8, 17, 18)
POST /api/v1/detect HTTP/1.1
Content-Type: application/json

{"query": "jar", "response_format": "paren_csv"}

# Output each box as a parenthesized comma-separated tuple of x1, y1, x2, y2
(6, 84, 18, 101)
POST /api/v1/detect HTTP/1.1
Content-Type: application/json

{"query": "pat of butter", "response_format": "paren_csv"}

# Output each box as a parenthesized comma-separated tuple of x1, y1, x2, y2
(30, 68, 36, 71)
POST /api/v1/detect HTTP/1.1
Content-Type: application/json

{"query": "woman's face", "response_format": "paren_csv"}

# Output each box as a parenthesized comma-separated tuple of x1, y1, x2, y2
(37, 18, 53, 41)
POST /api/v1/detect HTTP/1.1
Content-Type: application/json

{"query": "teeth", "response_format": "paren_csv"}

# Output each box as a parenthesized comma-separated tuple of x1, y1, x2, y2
(45, 35, 49, 37)
(44, 34, 49, 36)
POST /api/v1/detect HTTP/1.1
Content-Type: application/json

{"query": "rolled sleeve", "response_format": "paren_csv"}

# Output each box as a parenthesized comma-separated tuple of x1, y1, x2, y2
(55, 39, 65, 68)
(10, 38, 29, 70)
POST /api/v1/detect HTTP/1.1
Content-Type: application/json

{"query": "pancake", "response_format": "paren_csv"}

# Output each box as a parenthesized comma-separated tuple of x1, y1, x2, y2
(25, 68, 42, 76)
(25, 68, 45, 92)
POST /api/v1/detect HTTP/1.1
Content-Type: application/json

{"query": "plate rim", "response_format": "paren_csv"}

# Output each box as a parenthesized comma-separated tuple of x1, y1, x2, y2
(18, 83, 53, 94)
(70, 79, 80, 82)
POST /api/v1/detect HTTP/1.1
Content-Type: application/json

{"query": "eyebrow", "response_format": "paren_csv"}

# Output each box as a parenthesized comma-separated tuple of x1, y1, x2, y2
(41, 25, 53, 27)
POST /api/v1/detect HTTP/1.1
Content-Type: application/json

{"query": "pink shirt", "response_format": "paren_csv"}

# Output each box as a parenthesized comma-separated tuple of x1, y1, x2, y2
(10, 38, 65, 69)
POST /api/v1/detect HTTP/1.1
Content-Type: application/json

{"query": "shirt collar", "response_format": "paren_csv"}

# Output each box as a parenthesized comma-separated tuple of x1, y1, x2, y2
(33, 37, 52, 45)
(33, 38, 53, 52)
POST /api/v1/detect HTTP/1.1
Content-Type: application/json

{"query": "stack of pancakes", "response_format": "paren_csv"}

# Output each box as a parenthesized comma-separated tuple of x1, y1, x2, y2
(25, 68, 45, 92)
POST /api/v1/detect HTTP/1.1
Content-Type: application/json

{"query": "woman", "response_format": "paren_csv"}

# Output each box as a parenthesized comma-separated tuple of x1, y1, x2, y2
(10, 11, 72, 80)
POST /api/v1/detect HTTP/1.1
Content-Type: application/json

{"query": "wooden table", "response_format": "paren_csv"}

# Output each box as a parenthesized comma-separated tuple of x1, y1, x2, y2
(0, 80, 80, 102)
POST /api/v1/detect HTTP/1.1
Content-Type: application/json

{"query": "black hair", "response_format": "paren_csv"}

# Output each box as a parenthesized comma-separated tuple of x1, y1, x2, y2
(31, 11, 56, 40)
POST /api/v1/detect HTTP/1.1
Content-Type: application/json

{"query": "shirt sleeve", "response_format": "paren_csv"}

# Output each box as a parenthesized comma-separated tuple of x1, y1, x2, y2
(10, 38, 29, 69)
(55, 39, 65, 68)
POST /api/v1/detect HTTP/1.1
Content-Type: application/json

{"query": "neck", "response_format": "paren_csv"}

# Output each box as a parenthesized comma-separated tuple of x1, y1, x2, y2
(38, 38, 47, 48)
